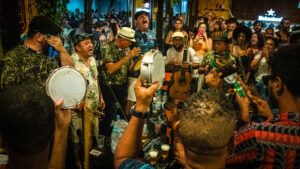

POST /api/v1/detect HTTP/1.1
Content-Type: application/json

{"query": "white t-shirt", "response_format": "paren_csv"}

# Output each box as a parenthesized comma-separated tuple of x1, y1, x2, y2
(165, 47, 195, 65)
(254, 51, 270, 82)
(165, 47, 200, 78)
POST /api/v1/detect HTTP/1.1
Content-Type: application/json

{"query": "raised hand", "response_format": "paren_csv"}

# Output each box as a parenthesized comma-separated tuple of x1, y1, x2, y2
(134, 76, 159, 112)
(129, 47, 142, 58)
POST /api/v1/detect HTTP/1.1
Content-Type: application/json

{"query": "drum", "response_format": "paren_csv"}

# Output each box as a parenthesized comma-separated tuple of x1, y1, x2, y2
(140, 49, 165, 90)
(46, 66, 87, 109)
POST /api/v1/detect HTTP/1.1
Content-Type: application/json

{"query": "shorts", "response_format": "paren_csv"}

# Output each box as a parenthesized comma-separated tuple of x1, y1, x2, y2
(70, 109, 99, 144)
(127, 77, 137, 102)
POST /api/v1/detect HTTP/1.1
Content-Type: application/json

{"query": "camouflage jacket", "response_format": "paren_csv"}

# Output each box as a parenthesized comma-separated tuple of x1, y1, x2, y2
(0, 45, 59, 90)
(200, 51, 235, 69)
(100, 42, 131, 86)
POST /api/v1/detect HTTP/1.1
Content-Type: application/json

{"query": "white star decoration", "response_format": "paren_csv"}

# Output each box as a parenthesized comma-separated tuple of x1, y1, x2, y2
(267, 9, 275, 16)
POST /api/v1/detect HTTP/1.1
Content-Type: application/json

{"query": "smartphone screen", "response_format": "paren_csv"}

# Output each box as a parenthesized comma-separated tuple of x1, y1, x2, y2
(198, 30, 203, 36)
(48, 46, 58, 58)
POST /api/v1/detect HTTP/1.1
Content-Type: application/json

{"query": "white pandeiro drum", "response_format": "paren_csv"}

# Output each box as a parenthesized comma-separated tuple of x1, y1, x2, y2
(140, 49, 165, 90)
(46, 66, 87, 109)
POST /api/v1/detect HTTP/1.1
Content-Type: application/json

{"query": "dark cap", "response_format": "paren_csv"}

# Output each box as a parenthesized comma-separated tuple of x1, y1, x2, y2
(213, 35, 228, 43)
(134, 10, 149, 20)
(94, 21, 106, 29)
(29, 16, 61, 35)
(73, 32, 93, 46)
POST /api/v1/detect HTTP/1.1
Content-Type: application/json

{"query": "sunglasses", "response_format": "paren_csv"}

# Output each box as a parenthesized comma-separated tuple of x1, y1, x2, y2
(262, 75, 275, 86)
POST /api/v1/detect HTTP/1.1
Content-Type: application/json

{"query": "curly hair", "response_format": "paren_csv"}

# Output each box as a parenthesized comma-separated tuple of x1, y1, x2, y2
(268, 45, 300, 97)
(0, 85, 55, 156)
(233, 25, 252, 44)
(178, 89, 236, 157)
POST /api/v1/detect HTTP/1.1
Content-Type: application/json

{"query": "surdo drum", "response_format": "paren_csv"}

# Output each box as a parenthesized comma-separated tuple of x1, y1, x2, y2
(46, 66, 87, 109)
(140, 49, 165, 90)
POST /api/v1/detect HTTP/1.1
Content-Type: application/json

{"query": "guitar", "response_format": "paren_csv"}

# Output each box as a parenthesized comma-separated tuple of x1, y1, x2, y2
(168, 41, 192, 101)
(215, 61, 238, 79)
(132, 54, 144, 71)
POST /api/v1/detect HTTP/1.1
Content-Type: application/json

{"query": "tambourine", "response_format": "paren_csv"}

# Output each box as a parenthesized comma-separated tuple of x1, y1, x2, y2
(140, 49, 165, 90)
(46, 66, 87, 109)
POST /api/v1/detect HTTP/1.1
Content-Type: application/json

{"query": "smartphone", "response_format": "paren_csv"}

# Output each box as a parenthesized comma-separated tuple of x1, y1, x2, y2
(48, 46, 59, 58)
(198, 29, 203, 36)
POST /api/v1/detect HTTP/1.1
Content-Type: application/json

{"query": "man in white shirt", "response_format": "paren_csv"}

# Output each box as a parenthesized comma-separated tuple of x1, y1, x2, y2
(165, 32, 198, 92)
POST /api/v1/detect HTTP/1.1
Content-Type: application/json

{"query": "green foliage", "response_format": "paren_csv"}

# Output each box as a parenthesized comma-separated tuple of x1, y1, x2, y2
(35, 0, 69, 26)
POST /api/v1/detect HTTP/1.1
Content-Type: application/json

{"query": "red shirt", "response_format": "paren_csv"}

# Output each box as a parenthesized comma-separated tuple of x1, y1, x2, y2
(227, 112, 300, 169)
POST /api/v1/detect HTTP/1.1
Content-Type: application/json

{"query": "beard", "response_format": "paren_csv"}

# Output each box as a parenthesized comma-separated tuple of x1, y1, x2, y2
(42, 45, 50, 55)
(174, 45, 183, 51)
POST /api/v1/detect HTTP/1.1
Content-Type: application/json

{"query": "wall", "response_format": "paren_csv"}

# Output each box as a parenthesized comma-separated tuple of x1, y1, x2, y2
(95, 0, 132, 14)
(232, 0, 300, 24)
(67, 0, 95, 12)
(197, 0, 232, 19)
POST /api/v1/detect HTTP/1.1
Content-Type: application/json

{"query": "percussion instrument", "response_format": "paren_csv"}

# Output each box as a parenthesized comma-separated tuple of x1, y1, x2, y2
(46, 66, 87, 109)
(140, 49, 165, 90)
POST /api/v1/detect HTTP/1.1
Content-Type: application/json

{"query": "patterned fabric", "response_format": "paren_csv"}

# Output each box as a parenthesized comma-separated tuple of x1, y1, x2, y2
(128, 29, 157, 78)
(71, 53, 100, 111)
(0, 45, 59, 90)
(100, 42, 131, 86)
(133, 29, 157, 55)
(227, 112, 300, 169)
(119, 158, 154, 169)
(200, 51, 235, 68)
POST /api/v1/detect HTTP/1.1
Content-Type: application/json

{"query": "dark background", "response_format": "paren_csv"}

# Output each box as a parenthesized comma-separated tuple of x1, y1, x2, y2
(232, 0, 300, 23)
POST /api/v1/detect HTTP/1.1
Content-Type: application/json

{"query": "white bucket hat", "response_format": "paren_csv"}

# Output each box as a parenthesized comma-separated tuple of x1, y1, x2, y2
(118, 27, 136, 42)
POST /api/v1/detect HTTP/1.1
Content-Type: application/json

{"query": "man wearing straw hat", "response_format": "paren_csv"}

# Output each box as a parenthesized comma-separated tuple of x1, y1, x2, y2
(99, 27, 141, 137)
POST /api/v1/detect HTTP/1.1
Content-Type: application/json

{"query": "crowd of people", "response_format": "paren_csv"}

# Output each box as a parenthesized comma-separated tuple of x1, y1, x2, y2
(0, 7, 300, 169)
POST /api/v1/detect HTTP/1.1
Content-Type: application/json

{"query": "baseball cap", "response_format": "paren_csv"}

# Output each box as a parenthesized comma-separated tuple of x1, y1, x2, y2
(29, 16, 61, 36)
(213, 35, 228, 43)
(73, 32, 93, 46)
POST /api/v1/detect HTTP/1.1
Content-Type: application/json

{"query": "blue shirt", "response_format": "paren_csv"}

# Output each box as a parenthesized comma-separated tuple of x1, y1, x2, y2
(119, 159, 155, 169)
(134, 29, 156, 54)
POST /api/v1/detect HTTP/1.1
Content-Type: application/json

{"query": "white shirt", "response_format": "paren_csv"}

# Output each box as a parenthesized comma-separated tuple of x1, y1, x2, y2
(254, 51, 270, 82)
(165, 47, 195, 65)
(166, 47, 200, 78)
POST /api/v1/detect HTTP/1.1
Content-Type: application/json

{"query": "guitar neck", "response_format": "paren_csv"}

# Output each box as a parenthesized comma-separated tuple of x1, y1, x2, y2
(182, 48, 188, 63)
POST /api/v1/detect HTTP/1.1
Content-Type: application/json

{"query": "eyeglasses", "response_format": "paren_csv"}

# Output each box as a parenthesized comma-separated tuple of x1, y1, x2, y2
(262, 75, 275, 86)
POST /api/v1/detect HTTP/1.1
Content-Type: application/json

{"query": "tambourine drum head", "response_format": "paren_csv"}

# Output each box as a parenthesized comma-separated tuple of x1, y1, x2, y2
(47, 67, 86, 108)
(152, 52, 165, 89)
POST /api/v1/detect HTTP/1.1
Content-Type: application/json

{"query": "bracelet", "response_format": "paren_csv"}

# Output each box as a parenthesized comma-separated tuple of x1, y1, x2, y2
(130, 105, 149, 119)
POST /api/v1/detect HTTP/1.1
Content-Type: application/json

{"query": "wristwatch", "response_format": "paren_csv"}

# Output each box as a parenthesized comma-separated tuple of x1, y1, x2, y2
(130, 105, 149, 119)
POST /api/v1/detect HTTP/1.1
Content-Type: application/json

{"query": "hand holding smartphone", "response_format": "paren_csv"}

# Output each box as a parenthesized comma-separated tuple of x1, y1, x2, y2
(197, 29, 203, 36)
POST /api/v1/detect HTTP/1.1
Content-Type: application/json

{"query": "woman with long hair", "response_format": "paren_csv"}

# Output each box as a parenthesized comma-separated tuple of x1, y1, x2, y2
(191, 22, 212, 55)
(248, 32, 265, 84)
(165, 18, 188, 46)
(190, 22, 212, 92)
